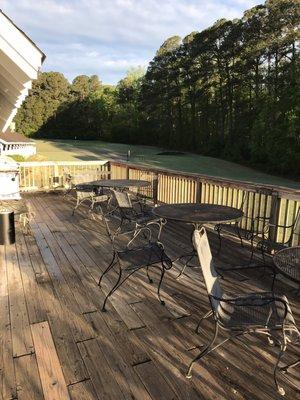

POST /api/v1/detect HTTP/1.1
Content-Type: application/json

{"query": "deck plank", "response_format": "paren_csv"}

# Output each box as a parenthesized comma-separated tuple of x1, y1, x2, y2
(5, 243, 34, 357)
(4, 192, 298, 400)
(68, 380, 99, 400)
(15, 354, 44, 400)
(31, 221, 95, 342)
(31, 321, 70, 400)
(0, 246, 16, 400)
(23, 228, 88, 385)
(15, 231, 47, 324)
(78, 339, 126, 400)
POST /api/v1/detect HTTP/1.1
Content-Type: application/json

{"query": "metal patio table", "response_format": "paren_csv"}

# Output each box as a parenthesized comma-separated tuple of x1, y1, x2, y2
(76, 179, 151, 192)
(154, 203, 243, 277)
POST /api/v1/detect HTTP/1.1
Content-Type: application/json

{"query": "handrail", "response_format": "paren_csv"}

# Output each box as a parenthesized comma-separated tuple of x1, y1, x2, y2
(20, 160, 109, 166)
(109, 160, 300, 199)
(17, 158, 300, 246)
(109, 160, 300, 247)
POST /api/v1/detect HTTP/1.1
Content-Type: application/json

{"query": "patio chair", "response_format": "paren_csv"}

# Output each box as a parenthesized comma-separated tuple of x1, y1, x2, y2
(72, 185, 109, 216)
(70, 173, 111, 215)
(214, 190, 275, 262)
(257, 208, 300, 261)
(112, 190, 163, 248)
(186, 227, 300, 396)
(97, 208, 172, 311)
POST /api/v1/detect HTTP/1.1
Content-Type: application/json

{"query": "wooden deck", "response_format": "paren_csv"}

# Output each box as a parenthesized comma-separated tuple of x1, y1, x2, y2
(1, 193, 299, 400)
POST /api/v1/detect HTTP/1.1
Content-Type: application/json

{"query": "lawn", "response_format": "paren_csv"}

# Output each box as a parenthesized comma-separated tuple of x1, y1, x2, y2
(34, 139, 300, 189)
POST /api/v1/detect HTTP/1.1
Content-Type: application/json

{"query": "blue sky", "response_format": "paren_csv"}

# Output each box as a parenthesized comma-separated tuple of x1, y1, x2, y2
(2, 0, 258, 85)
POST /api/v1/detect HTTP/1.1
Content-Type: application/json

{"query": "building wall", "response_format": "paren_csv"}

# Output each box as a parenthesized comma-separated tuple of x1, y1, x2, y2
(0, 142, 36, 157)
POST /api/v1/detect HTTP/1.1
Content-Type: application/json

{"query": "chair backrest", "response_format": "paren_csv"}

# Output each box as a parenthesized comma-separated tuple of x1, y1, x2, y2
(290, 208, 300, 245)
(193, 228, 222, 312)
(113, 190, 132, 210)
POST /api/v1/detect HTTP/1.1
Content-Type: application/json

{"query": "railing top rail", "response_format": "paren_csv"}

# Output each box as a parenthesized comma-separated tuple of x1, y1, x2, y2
(110, 161, 300, 199)
(19, 160, 109, 167)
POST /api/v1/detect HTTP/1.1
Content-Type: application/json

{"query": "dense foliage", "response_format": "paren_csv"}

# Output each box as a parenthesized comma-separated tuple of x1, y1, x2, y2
(14, 0, 300, 176)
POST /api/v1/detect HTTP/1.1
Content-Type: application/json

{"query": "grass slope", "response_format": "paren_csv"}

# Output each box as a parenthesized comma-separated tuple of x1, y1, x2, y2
(34, 139, 299, 189)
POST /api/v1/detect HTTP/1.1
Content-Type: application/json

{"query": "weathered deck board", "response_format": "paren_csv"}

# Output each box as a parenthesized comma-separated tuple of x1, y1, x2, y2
(6, 243, 34, 357)
(14, 354, 44, 400)
(31, 321, 70, 400)
(0, 192, 299, 400)
(0, 246, 16, 400)
(68, 380, 99, 400)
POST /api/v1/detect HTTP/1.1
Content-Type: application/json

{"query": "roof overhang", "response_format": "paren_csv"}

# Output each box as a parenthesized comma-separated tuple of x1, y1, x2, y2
(0, 10, 45, 132)
(0, 139, 35, 145)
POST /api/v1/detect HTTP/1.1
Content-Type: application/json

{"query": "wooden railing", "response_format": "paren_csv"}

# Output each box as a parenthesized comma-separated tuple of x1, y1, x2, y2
(18, 159, 300, 246)
(110, 161, 300, 246)
(19, 160, 110, 191)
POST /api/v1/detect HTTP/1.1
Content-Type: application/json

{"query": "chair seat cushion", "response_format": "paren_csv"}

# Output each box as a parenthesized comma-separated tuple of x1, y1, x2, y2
(217, 293, 299, 341)
(118, 242, 172, 270)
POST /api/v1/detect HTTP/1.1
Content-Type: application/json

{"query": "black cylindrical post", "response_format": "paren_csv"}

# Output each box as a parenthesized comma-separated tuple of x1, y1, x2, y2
(0, 211, 15, 245)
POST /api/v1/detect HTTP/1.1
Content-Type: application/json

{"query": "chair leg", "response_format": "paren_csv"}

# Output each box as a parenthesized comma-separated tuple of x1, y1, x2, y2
(217, 228, 222, 255)
(98, 253, 116, 287)
(274, 341, 287, 396)
(186, 328, 245, 379)
(146, 266, 153, 283)
(195, 310, 213, 333)
(186, 323, 219, 378)
(236, 226, 244, 248)
(280, 358, 300, 373)
(271, 271, 277, 292)
(101, 265, 123, 312)
(175, 252, 196, 279)
(248, 236, 254, 265)
(157, 267, 166, 305)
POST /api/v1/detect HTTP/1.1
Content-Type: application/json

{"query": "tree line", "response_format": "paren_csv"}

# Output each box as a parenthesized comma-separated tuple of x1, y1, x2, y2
(14, 0, 300, 176)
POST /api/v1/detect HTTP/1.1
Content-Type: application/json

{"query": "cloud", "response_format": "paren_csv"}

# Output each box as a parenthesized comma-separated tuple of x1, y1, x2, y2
(1, 0, 258, 84)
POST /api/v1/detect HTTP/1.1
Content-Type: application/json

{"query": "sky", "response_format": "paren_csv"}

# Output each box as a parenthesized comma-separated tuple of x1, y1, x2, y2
(1, 0, 258, 85)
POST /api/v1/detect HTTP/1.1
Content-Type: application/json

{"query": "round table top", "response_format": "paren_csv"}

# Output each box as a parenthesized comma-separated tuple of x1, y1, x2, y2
(154, 203, 243, 225)
(273, 246, 300, 284)
(76, 179, 151, 190)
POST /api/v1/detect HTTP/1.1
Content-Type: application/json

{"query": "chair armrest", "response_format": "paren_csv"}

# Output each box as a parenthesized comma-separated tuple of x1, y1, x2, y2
(267, 222, 294, 229)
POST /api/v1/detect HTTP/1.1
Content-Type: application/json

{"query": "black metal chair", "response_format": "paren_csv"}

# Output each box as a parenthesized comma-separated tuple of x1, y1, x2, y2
(186, 227, 300, 396)
(257, 208, 300, 261)
(112, 190, 164, 248)
(72, 185, 109, 216)
(214, 191, 274, 261)
(97, 207, 172, 312)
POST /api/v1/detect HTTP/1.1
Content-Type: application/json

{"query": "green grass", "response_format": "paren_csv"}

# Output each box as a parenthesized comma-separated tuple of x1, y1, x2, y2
(34, 139, 300, 189)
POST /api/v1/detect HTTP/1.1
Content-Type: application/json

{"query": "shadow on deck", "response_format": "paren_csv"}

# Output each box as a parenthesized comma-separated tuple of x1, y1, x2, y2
(1, 192, 299, 400)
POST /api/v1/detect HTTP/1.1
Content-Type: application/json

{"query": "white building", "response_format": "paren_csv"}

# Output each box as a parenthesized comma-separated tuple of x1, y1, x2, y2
(0, 9, 45, 133)
(0, 10, 45, 199)
(0, 129, 36, 157)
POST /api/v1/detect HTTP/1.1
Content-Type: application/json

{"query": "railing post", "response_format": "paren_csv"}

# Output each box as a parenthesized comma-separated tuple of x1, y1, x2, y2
(269, 193, 281, 243)
(153, 173, 159, 206)
(196, 179, 202, 203)
(126, 165, 130, 180)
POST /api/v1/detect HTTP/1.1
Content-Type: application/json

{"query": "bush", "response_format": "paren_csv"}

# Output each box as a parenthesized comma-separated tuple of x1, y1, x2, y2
(9, 155, 25, 162)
